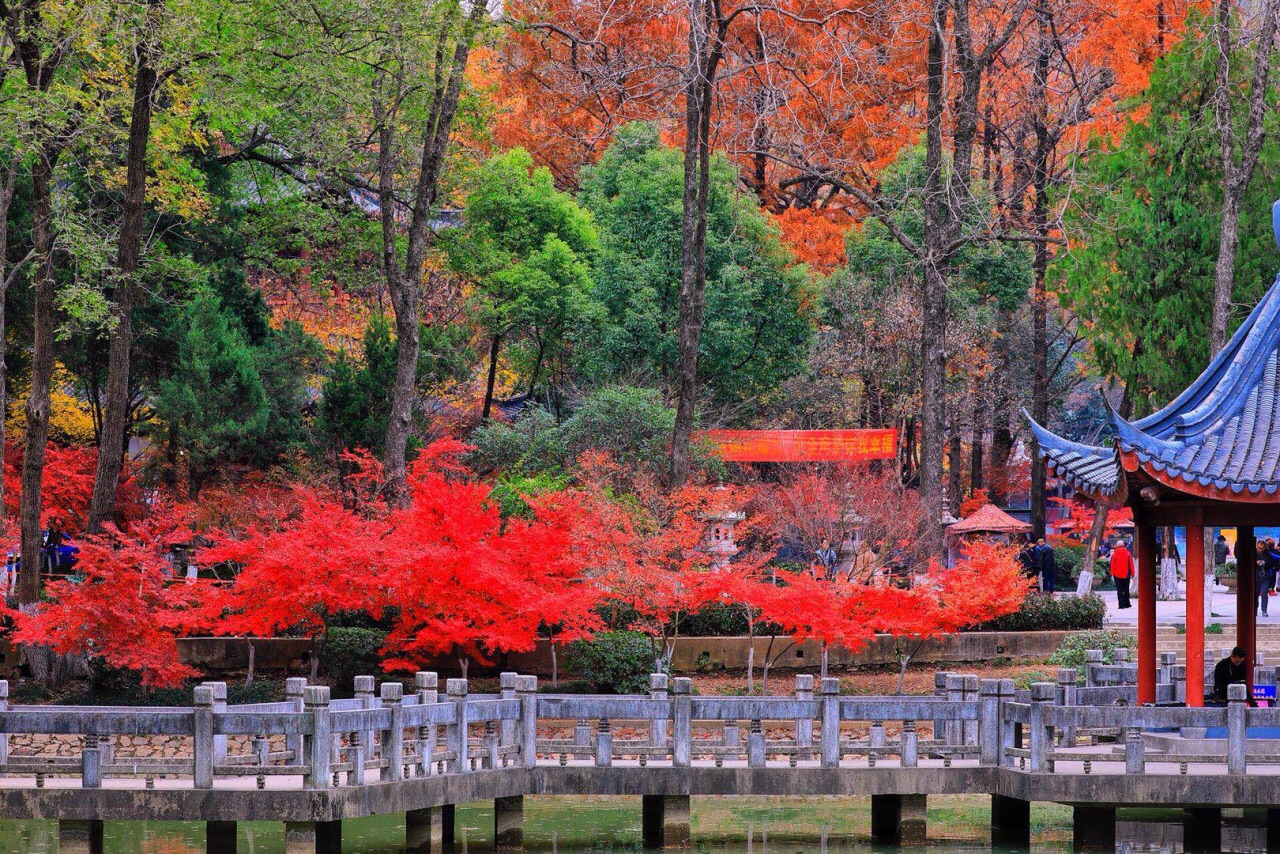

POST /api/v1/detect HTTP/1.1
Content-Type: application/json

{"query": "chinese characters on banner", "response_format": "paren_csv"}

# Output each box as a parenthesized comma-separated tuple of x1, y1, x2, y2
(698, 429, 899, 463)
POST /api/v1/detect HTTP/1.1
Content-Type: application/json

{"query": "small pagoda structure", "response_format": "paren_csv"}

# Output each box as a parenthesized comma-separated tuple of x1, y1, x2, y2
(945, 504, 1032, 566)
(1028, 202, 1280, 706)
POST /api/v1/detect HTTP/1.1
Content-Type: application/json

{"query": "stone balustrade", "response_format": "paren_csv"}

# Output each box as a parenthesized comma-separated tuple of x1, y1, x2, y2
(3, 663, 1280, 852)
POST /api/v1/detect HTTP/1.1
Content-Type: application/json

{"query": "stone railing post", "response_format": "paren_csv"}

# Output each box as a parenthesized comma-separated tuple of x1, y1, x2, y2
(1228, 683, 1247, 775)
(979, 679, 999, 767)
(416, 672, 438, 776)
(448, 678, 469, 773)
(945, 674, 965, 745)
(382, 682, 404, 782)
(0, 680, 10, 766)
(997, 679, 1016, 767)
(649, 674, 669, 751)
(483, 721, 499, 770)
(672, 677, 692, 768)
(900, 720, 918, 768)
(285, 677, 306, 766)
(794, 674, 814, 755)
(933, 672, 953, 743)
(499, 672, 517, 748)
(1056, 669, 1077, 746)
(354, 675, 376, 761)
(1171, 665, 1187, 705)
(1158, 651, 1176, 686)
(516, 676, 538, 768)
(81, 734, 103, 789)
(1084, 650, 1103, 687)
(819, 677, 841, 769)
(961, 675, 979, 746)
(595, 718, 613, 767)
(304, 685, 332, 789)
(1124, 727, 1144, 775)
(1028, 682, 1054, 773)
(1113, 648, 1130, 685)
(747, 719, 765, 768)
(201, 681, 228, 765)
(193, 685, 215, 789)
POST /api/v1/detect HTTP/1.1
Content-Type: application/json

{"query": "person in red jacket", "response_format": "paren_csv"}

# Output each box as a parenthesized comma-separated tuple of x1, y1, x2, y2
(1110, 541, 1135, 609)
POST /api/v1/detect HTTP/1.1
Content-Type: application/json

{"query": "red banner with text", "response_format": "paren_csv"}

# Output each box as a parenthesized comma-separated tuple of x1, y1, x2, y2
(698, 429, 899, 463)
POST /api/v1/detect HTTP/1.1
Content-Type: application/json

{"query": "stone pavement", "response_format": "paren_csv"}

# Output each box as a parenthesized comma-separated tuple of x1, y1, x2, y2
(1098, 584, 1242, 626)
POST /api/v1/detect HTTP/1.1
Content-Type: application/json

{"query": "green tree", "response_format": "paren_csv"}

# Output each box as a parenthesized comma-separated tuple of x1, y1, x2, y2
(153, 293, 269, 499)
(1056, 20, 1280, 415)
(320, 316, 398, 457)
(578, 123, 812, 410)
(445, 148, 598, 417)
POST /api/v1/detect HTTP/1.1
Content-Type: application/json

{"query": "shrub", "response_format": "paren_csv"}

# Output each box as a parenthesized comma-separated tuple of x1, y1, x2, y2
(972, 593, 1106, 632)
(678, 603, 752, 637)
(1053, 544, 1086, 586)
(1047, 629, 1137, 674)
(565, 630, 658, 694)
(318, 627, 388, 697)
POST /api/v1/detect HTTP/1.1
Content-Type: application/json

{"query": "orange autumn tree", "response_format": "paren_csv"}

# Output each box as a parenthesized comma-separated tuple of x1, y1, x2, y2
(846, 541, 1032, 692)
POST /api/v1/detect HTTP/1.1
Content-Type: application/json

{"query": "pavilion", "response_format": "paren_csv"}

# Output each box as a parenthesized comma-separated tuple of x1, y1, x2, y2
(945, 503, 1031, 567)
(1027, 202, 1280, 707)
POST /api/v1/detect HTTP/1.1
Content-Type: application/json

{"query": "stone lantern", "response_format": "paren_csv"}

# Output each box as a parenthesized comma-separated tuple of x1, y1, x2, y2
(702, 510, 746, 568)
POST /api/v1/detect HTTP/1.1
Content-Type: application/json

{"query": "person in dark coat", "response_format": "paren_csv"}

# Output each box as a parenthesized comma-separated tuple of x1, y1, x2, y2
(1214, 534, 1231, 568)
(1036, 538, 1056, 594)
(1212, 647, 1249, 704)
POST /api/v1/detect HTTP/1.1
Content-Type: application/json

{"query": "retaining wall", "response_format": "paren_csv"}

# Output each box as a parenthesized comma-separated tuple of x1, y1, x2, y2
(168, 632, 1068, 676)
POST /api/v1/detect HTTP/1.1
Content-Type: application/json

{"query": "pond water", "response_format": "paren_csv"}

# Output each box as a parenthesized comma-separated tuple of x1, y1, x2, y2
(0, 795, 1272, 852)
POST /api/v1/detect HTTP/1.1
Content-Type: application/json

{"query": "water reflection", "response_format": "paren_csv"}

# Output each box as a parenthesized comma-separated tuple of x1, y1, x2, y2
(0, 796, 1276, 852)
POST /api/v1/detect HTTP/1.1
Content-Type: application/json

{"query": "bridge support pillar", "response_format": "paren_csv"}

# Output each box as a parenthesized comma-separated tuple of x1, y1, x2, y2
(990, 795, 1030, 848)
(407, 805, 455, 853)
(495, 796, 524, 849)
(58, 819, 104, 854)
(1071, 806, 1115, 850)
(284, 820, 341, 854)
(642, 795, 690, 848)
(870, 794, 926, 844)
(1182, 808, 1221, 852)
(206, 821, 238, 853)
(1266, 808, 1280, 851)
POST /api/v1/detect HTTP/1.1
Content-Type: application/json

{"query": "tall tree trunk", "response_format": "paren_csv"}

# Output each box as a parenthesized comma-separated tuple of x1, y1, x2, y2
(86, 0, 164, 534)
(947, 429, 962, 507)
(669, 0, 721, 487)
(969, 380, 985, 494)
(482, 334, 500, 420)
(915, 0, 950, 553)
(0, 158, 19, 528)
(18, 149, 58, 606)
(1209, 0, 1278, 354)
(1027, 0, 1052, 541)
(380, 3, 486, 503)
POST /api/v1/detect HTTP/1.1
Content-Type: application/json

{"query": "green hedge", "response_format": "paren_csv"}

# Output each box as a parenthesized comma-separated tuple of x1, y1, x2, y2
(565, 630, 658, 694)
(972, 593, 1106, 632)
(317, 627, 388, 697)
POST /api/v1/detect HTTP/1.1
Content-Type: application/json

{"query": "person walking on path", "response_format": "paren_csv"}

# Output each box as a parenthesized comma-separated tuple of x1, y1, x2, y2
(1267, 538, 1280, 594)
(1257, 540, 1272, 617)
(1110, 540, 1135, 609)
(1036, 538, 1056, 594)
(815, 539, 838, 581)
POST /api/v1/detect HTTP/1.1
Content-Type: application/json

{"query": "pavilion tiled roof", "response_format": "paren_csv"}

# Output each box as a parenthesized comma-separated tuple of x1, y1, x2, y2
(1030, 206, 1280, 503)
(947, 503, 1032, 535)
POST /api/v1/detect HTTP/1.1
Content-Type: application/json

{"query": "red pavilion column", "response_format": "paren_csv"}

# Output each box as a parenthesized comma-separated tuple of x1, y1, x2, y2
(1185, 524, 1205, 706)
(1136, 523, 1158, 705)
(1238, 526, 1257, 693)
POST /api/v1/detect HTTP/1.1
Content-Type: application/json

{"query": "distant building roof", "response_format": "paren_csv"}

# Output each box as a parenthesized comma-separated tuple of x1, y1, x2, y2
(947, 504, 1032, 536)
(1029, 202, 1280, 505)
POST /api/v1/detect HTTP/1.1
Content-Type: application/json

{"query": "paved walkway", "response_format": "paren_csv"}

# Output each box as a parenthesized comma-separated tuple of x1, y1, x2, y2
(1097, 583, 1280, 626)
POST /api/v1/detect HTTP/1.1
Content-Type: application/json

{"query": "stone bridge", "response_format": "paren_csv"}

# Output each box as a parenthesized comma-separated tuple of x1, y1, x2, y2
(2, 655, 1278, 853)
